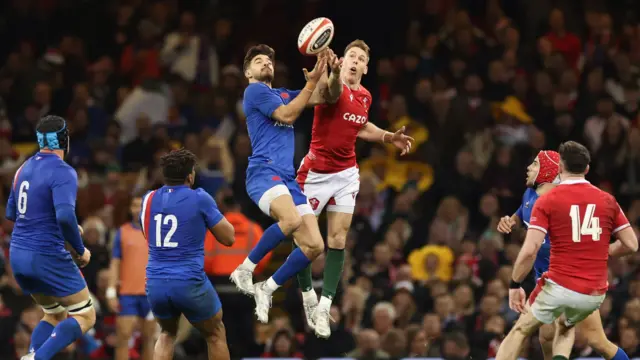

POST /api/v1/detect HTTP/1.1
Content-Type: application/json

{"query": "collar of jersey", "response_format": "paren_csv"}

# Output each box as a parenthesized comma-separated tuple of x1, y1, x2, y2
(559, 178, 589, 185)
(36, 151, 58, 157)
(164, 185, 189, 189)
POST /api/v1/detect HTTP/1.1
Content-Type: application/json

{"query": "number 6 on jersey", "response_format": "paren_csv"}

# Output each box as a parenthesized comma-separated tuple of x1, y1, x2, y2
(569, 204, 602, 242)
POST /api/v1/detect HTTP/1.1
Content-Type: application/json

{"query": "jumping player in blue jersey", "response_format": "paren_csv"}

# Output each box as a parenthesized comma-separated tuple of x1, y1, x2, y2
(142, 149, 235, 360)
(497, 150, 630, 360)
(6, 115, 96, 360)
(230, 44, 329, 323)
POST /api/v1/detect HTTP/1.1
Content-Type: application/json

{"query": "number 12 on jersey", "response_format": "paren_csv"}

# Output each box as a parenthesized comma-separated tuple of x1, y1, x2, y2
(569, 204, 602, 242)
(154, 214, 178, 248)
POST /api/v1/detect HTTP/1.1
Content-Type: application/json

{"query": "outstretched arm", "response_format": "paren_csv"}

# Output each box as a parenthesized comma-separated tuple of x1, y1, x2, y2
(358, 124, 414, 156)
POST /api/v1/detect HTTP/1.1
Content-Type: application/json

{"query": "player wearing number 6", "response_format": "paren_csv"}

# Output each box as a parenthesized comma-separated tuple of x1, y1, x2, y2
(143, 149, 235, 360)
(7, 115, 96, 360)
(496, 141, 638, 360)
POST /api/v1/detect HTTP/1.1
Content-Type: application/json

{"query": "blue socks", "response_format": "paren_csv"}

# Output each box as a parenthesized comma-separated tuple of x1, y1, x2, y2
(248, 223, 287, 264)
(272, 247, 312, 285)
(35, 318, 83, 360)
(30, 321, 55, 352)
(611, 347, 629, 360)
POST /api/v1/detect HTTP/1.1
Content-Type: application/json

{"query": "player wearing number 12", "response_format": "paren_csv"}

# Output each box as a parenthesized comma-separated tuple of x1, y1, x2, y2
(496, 141, 639, 360)
(143, 149, 235, 360)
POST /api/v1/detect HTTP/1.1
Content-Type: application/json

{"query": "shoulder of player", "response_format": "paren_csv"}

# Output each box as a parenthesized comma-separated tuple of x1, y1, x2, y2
(243, 82, 270, 97)
(54, 160, 77, 177)
(358, 85, 372, 97)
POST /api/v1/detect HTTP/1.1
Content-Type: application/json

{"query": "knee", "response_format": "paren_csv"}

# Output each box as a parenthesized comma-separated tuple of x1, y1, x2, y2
(328, 231, 347, 249)
(71, 306, 97, 332)
(302, 235, 324, 259)
(279, 214, 302, 235)
(42, 311, 66, 326)
(205, 319, 226, 342)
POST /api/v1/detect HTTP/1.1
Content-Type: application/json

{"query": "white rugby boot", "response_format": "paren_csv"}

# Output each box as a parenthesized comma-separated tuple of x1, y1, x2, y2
(301, 290, 319, 330)
(253, 281, 273, 323)
(21, 352, 35, 360)
(230, 266, 255, 296)
(312, 301, 332, 338)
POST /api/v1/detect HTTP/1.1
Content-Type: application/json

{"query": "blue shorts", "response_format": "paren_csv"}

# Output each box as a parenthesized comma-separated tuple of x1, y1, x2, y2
(10, 247, 86, 297)
(246, 164, 311, 216)
(146, 278, 221, 323)
(119, 295, 152, 318)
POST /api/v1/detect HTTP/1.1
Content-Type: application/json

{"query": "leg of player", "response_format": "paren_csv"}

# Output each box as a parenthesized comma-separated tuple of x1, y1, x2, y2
(115, 315, 137, 360)
(552, 315, 576, 360)
(30, 287, 97, 360)
(538, 323, 556, 360)
(140, 315, 157, 360)
(154, 318, 180, 360)
(253, 212, 323, 323)
(495, 307, 544, 360)
(191, 311, 230, 360)
(579, 310, 629, 360)
(312, 210, 350, 338)
(28, 295, 68, 353)
(293, 240, 317, 330)
(230, 194, 303, 295)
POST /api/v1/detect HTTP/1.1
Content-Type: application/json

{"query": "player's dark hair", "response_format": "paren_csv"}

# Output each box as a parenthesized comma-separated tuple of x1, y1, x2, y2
(559, 141, 591, 174)
(159, 149, 197, 186)
(36, 115, 66, 133)
(243, 44, 275, 71)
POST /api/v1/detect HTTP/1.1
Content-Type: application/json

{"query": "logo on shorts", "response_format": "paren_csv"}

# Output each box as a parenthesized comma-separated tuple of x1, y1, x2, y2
(309, 198, 320, 210)
(272, 175, 281, 181)
(280, 92, 290, 99)
(352, 192, 358, 199)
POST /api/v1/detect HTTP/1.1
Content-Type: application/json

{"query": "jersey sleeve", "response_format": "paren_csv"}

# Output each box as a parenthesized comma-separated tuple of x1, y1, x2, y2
(529, 195, 551, 234)
(112, 229, 122, 259)
(286, 89, 301, 100)
(613, 203, 631, 234)
(51, 164, 78, 207)
(197, 189, 224, 228)
(515, 205, 523, 220)
(5, 186, 16, 222)
(245, 84, 284, 119)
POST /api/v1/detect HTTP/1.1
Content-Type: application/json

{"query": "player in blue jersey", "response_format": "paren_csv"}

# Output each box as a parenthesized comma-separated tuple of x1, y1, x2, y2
(230, 44, 329, 323)
(497, 150, 630, 360)
(6, 115, 96, 360)
(143, 149, 235, 360)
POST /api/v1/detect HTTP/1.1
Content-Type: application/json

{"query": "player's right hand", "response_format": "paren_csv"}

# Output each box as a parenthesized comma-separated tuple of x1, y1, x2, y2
(303, 55, 328, 83)
(326, 48, 342, 73)
(497, 215, 516, 234)
(76, 248, 91, 268)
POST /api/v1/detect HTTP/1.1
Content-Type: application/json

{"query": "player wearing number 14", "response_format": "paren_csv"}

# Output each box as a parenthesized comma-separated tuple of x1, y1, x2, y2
(496, 141, 638, 360)
(142, 149, 235, 360)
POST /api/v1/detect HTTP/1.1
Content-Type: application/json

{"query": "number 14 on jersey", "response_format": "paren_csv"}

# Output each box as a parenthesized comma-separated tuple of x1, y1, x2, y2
(569, 204, 603, 242)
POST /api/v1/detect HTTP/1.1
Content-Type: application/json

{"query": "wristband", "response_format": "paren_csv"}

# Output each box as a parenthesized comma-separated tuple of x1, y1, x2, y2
(509, 280, 521, 289)
(381, 131, 392, 143)
(106, 287, 117, 299)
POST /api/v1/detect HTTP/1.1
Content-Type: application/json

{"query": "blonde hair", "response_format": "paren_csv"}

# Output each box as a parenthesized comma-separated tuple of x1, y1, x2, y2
(345, 39, 370, 60)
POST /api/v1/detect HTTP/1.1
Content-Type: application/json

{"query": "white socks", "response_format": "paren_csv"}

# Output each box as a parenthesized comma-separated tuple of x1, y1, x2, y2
(265, 278, 279, 293)
(241, 258, 257, 272)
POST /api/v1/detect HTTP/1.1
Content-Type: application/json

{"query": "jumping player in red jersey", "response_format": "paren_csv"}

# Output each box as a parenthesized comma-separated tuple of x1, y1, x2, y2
(294, 40, 414, 338)
(495, 141, 638, 360)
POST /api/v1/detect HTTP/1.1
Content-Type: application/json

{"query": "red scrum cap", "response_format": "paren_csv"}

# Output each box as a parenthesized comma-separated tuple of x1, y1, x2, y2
(535, 150, 560, 185)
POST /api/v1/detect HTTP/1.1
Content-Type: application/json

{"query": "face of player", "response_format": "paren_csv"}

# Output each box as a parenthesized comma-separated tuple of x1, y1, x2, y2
(130, 197, 142, 221)
(526, 157, 540, 187)
(246, 54, 274, 83)
(341, 47, 368, 86)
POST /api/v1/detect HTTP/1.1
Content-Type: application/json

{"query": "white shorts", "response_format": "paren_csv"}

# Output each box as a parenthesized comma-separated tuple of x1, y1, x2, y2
(529, 277, 605, 326)
(296, 163, 360, 216)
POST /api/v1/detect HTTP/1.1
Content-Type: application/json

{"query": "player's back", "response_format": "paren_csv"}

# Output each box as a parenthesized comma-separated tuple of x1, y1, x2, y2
(143, 185, 210, 281)
(10, 152, 73, 254)
(306, 84, 371, 173)
(243, 82, 298, 174)
(539, 179, 626, 294)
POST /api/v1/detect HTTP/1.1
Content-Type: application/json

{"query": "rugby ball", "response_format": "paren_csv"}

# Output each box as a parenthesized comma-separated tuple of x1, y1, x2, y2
(297, 17, 334, 56)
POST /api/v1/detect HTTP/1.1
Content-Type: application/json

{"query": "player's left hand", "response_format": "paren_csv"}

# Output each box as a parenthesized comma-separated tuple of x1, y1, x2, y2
(391, 126, 415, 156)
(508, 287, 527, 313)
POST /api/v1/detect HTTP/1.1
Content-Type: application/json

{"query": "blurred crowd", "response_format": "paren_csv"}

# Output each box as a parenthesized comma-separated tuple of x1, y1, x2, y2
(1, 0, 640, 359)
